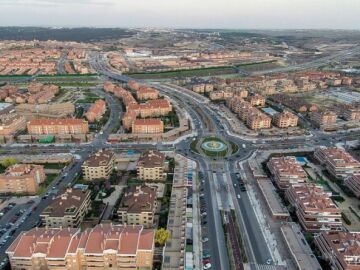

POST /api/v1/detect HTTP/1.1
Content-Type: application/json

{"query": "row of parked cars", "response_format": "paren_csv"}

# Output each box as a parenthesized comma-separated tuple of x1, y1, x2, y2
(198, 171, 212, 270)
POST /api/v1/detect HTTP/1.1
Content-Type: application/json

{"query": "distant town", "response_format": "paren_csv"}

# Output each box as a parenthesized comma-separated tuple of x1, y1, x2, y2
(0, 27, 359, 270)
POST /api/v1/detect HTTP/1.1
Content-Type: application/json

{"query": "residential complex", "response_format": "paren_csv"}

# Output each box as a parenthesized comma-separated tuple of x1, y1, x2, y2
(310, 110, 337, 129)
(314, 147, 360, 179)
(315, 231, 360, 270)
(132, 119, 164, 134)
(286, 184, 342, 232)
(82, 149, 115, 181)
(40, 188, 91, 228)
(117, 185, 157, 228)
(27, 118, 89, 135)
(273, 111, 299, 128)
(0, 164, 46, 194)
(16, 103, 75, 119)
(6, 224, 154, 270)
(267, 156, 308, 189)
(246, 94, 266, 107)
(137, 150, 166, 181)
(344, 174, 360, 198)
(85, 99, 106, 122)
(0, 113, 26, 136)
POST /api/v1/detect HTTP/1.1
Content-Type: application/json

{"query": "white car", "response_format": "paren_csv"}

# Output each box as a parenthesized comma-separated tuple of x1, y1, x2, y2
(203, 263, 212, 269)
(202, 237, 209, 243)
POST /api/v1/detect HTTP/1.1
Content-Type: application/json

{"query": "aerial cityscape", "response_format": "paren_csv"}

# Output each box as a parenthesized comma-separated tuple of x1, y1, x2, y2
(0, 1, 360, 270)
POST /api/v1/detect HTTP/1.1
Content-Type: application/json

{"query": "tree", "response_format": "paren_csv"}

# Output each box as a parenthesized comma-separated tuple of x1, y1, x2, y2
(155, 228, 170, 246)
(1, 157, 17, 168)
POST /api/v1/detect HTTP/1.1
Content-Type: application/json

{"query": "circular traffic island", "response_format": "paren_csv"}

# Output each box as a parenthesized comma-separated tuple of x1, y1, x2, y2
(200, 137, 229, 157)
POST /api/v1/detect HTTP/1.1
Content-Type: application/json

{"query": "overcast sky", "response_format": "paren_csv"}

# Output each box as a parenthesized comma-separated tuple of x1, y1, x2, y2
(1, 0, 359, 29)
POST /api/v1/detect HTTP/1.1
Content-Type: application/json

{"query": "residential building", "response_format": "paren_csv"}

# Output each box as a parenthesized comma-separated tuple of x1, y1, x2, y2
(132, 119, 164, 134)
(273, 111, 299, 128)
(82, 149, 115, 181)
(315, 231, 360, 270)
(247, 110, 272, 130)
(281, 223, 323, 270)
(136, 87, 159, 100)
(117, 185, 157, 228)
(267, 156, 308, 189)
(85, 99, 106, 122)
(314, 147, 360, 179)
(0, 164, 45, 194)
(0, 113, 26, 136)
(311, 110, 337, 128)
(344, 174, 360, 198)
(40, 188, 91, 228)
(137, 150, 166, 181)
(246, 94, 266, 106)
(27, 118, 89, 135)
(286, 184, 342, 232)
(6, 224, 154, 270)
(16, 103, 75, 119)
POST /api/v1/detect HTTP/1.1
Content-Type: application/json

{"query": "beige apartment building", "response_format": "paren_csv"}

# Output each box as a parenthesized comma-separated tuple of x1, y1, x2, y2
(137, 150, 166, 181)
(6, 224, 154, 270)
(286, 184, 342, 232)
(344, 174, 360, 198)
(27, 118, 89, 135)
(0, 113, 26, 136)
(40, 188, 91, 228)
(82, 149, 115, 181)
(273, 111, 299, 128)
(132, 118, 164, 134)
(267, 156, 308, 189)
(310, 110, 337, 128)
(117, 185, 157, 228)
(315, 231, 360, 270)
(0, 164, 45, 194)
(247, 111, 272, 130)
(314, 147, 360, 179)
(246, 94, 266, 107)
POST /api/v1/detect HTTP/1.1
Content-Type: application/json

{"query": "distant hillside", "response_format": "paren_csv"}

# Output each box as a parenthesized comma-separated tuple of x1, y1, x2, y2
(0, 27, 136, 42)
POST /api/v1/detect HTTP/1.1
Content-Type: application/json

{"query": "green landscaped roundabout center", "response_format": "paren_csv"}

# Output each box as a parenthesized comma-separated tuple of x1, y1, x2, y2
(201, 140, 228, 153)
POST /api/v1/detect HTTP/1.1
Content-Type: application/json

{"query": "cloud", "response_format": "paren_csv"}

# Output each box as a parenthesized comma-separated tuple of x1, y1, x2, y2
(1, 0, 115, 6)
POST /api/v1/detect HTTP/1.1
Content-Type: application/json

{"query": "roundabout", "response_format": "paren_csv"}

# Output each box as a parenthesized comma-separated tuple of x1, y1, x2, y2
(201, 140, 228, 153)
(191, 136, 238, 158)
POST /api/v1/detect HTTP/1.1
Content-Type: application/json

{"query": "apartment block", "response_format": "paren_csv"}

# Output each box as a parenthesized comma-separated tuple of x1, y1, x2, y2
(0, 113, 26, 136)
(267, 156, 308, 189)
(247, 110, 272, 130)
(137, 150, 165, 181)
(27, 118, 89, 135)
(40, 188, 91, 228)
(286, 184, 342, 232)
(117, 185, 157, 228)
(246, 94, 266, 106)
(132, 119, 164, 134)
(85, 99, 106, 122)
(0, 164, 45, 194)
(315, 231, 360, 270)
(136, 87, 159, 100)
(6, 224, 154, 270)
(344, 174, 360, 198)
(314, 147, 360, 179)
(82, 149, 115, 181)
(16, 103, 75, 119)
(311, 110, 337, 128)
(273, 111, 298, 128)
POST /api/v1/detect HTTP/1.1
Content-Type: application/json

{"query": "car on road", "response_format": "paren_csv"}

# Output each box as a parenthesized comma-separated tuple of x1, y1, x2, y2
(202, 237, 209, 243)
(203, 263, 212, 269)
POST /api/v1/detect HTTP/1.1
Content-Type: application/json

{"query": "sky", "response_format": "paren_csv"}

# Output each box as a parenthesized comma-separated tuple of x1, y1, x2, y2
(0, 0, 360, 29)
